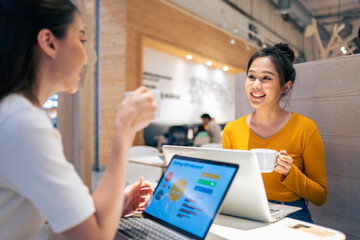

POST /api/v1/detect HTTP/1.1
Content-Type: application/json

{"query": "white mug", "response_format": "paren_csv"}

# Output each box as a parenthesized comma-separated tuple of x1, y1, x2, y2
(250, 149, 279, 173)
(124, 89, 161, 119)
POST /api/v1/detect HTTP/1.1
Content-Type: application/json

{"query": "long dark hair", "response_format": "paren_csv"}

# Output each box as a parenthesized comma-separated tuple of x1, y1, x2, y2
(247, 43, 296, 98)
(0, 0, 78, 104)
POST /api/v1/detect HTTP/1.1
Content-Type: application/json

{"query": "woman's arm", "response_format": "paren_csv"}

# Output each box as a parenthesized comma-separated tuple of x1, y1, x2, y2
(280, 129, 327, 206)
(63, 87, 157, 240)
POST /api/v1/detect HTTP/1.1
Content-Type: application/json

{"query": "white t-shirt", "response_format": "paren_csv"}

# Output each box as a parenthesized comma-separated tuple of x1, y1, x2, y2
(207, 120, 222, 143)
(0, 94, 95, 240)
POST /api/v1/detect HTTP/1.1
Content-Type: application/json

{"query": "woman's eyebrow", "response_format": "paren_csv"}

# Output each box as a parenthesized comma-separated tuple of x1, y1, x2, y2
(248, 70, 275, 76)
(261, 70, 275, 76)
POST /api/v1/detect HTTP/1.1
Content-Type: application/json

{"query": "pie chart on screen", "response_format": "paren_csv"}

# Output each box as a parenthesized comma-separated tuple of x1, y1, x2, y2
(169, 179, 186, 201)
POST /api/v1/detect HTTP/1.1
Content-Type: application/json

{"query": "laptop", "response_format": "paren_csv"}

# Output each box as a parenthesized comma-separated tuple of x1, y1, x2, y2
(162, 145, 301, 223)
(116, 154, 239, 240)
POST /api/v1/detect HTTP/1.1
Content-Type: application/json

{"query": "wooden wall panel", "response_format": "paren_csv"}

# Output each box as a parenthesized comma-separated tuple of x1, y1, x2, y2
(235, 54, 360, 239)
(99, 0, 127, 165)
(99, 0, 257, 165)
(78, 0, 96, 190)
(57, 92, 79, 171)
(287, 97, 360, 137)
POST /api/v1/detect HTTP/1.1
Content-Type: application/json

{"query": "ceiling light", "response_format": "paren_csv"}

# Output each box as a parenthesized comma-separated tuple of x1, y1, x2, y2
(186, 55, 192, 60)
(206, 61, 213, 66)
(230, 39, 236, 45)
(222, 66, 229, 71)
(233, 28, 239, 34)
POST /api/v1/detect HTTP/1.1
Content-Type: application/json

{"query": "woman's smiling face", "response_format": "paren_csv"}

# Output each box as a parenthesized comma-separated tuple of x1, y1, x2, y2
(245, 56, 285, 110)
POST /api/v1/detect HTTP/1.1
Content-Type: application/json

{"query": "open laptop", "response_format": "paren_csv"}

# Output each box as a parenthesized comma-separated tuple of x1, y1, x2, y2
(116, 154, 239, 240)
(162, 145, 301, 223)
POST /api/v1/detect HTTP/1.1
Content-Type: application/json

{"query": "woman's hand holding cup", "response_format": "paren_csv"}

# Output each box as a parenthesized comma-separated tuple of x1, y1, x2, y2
(274, 150, 293, 177)
(116, 86, 157, 139)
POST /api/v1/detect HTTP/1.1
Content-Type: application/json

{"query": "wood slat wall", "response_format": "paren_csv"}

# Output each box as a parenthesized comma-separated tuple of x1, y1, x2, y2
(99, 0, 257, 165)
(235, 54, 360, 239)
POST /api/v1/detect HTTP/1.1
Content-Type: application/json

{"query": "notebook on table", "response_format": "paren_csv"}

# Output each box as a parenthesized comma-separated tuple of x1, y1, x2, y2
(116, 154, 239, 240)
(162, 145, 301, 223)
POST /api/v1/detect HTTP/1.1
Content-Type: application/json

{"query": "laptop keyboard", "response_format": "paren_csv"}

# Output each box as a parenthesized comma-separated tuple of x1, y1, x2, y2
(270, 208, 282, 214)
(117, 216, 188, 240)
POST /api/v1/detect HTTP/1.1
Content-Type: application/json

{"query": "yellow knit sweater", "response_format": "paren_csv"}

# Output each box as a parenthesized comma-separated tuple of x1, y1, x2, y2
(223, 113, 327, 206)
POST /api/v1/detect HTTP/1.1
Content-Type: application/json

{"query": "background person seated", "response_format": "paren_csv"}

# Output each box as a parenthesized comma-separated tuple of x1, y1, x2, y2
(193, 130, 210, 147)
(200, 113, 222, 143)
(193, 124, 206, 138)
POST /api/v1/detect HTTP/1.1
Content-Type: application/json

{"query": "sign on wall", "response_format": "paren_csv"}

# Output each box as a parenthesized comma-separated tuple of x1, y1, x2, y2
(143, 47, 235, 124)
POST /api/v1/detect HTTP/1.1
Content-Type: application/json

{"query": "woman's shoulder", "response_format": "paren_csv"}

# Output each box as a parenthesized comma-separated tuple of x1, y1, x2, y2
(292, 113, 318, 131)
(224, 115, 248, 131)
(0, 94, 52, 130)
(1, 94, 35, 112)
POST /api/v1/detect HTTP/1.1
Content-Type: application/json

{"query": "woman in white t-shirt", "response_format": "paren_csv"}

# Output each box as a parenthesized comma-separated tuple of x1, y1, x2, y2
(0, 1, 156, 239)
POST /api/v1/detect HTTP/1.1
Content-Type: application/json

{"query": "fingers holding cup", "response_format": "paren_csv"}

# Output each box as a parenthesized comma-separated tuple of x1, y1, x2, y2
(275, 150, 293, 176)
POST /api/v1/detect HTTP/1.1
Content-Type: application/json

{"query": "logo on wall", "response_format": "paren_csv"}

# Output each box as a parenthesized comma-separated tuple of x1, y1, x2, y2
(143, 72, 172, 82)
(143, 72, 180, 100)
(143, 71, 171, 90)
(189, 77, 234, 105)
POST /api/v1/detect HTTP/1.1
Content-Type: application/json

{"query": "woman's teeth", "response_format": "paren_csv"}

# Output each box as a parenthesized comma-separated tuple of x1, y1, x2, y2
(251, 92, 265, 97)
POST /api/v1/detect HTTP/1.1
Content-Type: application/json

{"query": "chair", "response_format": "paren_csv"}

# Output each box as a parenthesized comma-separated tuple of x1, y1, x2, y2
(167, 125, 189, 146)
(126, 146, 163, 186)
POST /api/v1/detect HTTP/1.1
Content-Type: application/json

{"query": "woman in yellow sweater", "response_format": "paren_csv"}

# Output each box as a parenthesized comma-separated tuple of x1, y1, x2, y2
(223, 43, 327, 223)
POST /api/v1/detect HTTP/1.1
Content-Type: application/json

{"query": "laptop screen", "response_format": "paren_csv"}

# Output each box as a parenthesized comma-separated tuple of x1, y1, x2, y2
(144, 154, 238, 239)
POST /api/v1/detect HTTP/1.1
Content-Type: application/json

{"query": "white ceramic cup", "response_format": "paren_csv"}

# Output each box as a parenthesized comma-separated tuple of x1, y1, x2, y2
(124, 89, 161, 119)
(250, 149, 279, 173)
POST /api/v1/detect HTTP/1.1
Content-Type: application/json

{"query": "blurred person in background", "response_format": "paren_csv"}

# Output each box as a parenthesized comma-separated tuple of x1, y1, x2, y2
(200, 113, 222, 143)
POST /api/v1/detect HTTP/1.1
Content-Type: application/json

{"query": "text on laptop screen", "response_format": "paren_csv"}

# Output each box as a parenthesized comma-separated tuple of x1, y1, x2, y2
(144, 155, 238, 239)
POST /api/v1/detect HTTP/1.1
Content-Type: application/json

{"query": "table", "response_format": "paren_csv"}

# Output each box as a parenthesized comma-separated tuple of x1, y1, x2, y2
(208, 214, 346, 240)
(127, 155, 166, 185)
(128, 155, 166, 168)
(126, 156, 346, 240)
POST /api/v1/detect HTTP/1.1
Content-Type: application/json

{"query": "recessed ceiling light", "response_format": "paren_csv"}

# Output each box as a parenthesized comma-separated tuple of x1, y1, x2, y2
(186, 55, 192, 60)
(206, 61, 213, 66)
(222, 66, 229, 71)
